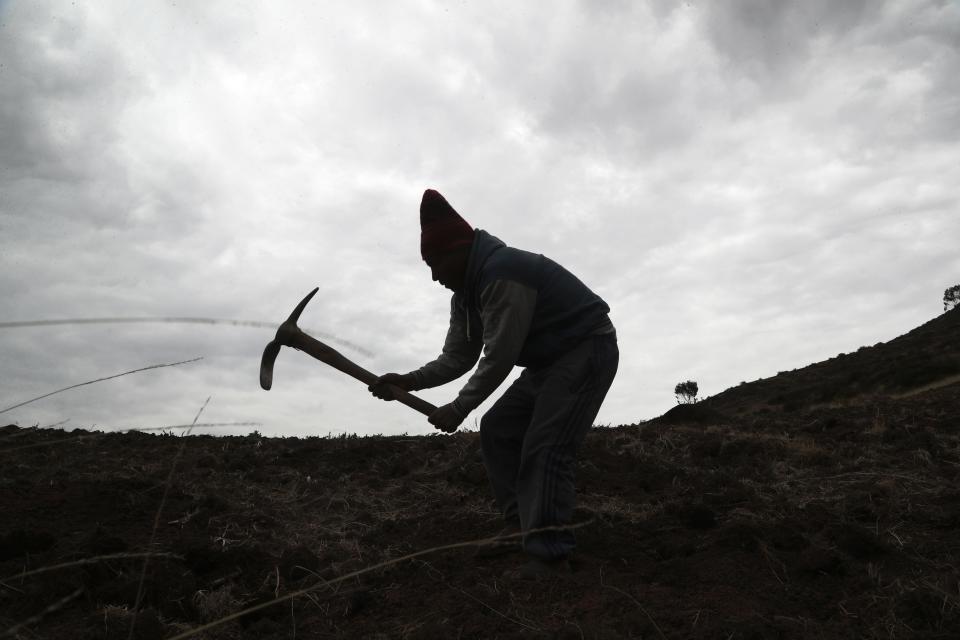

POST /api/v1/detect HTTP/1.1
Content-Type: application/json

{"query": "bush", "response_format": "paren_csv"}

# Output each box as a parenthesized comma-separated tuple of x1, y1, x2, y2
(945, 285, 960, 312)
(674, 380, 699, 404)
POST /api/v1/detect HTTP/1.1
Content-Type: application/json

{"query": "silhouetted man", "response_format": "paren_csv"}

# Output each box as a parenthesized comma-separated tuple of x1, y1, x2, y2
(370, 189, 618, 579)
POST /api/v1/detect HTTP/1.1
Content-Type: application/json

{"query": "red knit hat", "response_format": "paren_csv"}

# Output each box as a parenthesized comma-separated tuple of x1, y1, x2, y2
(420, 189, 475, 262)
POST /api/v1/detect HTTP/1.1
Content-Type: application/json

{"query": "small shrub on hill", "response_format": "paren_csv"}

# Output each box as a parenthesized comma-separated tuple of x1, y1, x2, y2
(674, 380, 699, 404)
(945, 284, 960, 312)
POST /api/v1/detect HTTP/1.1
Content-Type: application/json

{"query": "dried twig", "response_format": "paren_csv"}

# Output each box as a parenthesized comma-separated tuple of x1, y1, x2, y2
(0, 357, 203, 415)
(452, 581, 541, 632)
(759, 542, 787, 585)
(600, 567, 667, 640)
(165, 520, 594, 640)
(415, 559, 541, 633)
(2, 552, 182, 583)
(776, 471, 937, 488)
(128, 397, 210, 640)
(0, 580, 23, 595)
(1, 587, 83, 638)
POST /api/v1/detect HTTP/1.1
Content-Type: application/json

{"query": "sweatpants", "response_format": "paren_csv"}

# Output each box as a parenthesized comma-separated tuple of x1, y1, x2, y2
(479, 332, 619, 559)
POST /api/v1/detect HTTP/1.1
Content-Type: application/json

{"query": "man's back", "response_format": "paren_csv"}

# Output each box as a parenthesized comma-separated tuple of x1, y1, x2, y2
(463, 230, 613, 368)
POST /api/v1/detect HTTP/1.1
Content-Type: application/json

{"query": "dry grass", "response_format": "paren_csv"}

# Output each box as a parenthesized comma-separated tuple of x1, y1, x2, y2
(0, 357, 202, 415)
(127, 396, 210, 640)
(164, 520, 596, 640)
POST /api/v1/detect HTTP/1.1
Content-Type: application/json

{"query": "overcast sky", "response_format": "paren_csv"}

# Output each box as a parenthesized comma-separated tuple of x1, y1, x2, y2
(2, 0, 958, 438)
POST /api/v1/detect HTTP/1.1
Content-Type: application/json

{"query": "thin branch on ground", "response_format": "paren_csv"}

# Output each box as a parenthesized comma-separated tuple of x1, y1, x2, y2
(0, 357, 203, 415)
(759, 542, 787, 586)
(452, 581, 542, 632)
(165, 520, 594, 640)
(1, 588, 83, 638)
(600, 567, 667, 640)
(414, 559, 542, 633)
(0, 580, 23, 595)
(2, 553, 182, 584)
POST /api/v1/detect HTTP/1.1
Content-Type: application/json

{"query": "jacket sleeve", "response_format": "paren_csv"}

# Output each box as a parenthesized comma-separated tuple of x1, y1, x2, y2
(452, 279, 537, 417)
(408, 295, 483, 390)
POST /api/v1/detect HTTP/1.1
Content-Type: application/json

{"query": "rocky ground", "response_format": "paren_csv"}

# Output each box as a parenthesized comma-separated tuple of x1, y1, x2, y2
(2, 309, 958, 639)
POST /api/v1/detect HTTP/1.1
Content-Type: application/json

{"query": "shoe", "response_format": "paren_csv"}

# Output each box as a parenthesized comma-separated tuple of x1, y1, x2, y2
(474, 523, 523, 558)
(504, 556, 571, 580)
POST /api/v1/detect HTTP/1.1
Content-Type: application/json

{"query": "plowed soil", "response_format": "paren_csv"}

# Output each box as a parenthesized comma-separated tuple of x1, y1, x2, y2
(2, 310, 959, 639)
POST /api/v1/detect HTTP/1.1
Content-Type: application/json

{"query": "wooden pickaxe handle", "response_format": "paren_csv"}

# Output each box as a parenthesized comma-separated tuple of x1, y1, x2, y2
(287, 330, 438, 417)
(259, 287, 438, 418)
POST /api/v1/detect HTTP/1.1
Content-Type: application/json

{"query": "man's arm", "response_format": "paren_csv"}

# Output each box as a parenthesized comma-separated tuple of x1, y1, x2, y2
(450, 279, 537, 417)
(407, 295, 483, 390)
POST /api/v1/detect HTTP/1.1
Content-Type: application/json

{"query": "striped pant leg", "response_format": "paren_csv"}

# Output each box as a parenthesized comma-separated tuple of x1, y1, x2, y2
(479, 369, 537, 524)
(519, 334, 619, 559)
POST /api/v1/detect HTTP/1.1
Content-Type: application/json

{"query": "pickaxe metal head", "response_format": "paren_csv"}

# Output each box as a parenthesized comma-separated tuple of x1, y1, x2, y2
(259, 287, 319, 390)
(256, 285, 439, 420)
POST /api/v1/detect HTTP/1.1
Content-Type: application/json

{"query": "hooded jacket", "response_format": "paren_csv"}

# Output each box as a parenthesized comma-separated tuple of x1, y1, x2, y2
(410, 230, 614, 417)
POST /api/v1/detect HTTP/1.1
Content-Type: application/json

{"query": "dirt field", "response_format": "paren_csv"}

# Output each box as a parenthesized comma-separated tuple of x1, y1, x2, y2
(2, 310, 958, 639)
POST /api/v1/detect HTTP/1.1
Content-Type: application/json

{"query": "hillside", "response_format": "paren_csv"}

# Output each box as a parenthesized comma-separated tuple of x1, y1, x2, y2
(705, 306, 960, 414)
(1, 310, 959, 639)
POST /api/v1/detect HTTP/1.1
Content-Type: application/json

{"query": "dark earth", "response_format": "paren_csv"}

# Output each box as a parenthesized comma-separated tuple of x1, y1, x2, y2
(2, 308, 959, 639)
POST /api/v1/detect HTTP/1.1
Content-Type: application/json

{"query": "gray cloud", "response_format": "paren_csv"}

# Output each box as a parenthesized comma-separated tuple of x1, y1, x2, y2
(703, 0, 876, 81)
(1, 0, 958, 435)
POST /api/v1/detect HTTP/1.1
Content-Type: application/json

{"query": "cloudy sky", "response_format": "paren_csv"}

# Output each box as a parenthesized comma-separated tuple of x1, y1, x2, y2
(2, 0, 958, 437)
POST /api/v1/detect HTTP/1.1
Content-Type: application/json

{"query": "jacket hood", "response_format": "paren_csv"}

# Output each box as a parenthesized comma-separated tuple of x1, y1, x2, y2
(462, 230, 506, 301)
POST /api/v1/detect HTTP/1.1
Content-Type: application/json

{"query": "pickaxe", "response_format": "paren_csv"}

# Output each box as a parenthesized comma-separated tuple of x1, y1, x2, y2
(259, 287, 437, 417)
